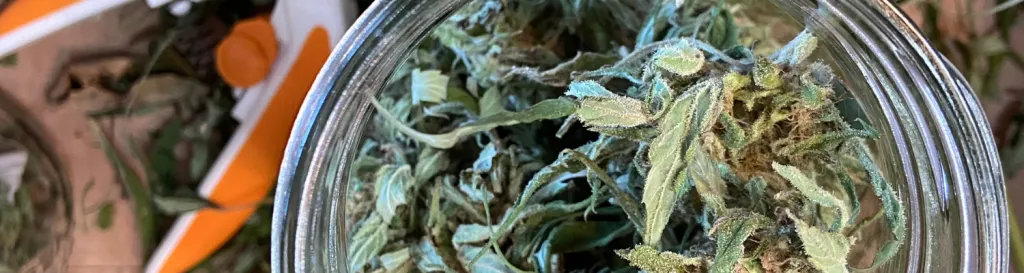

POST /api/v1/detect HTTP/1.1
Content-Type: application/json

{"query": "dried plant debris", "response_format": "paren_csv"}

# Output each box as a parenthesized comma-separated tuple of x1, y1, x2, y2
(0, 106, 69, 272)
(347, 0, 905, 272)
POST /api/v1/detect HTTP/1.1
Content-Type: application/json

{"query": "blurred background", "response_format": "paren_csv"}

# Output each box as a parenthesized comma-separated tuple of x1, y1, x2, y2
(0, 0, 1022, 272)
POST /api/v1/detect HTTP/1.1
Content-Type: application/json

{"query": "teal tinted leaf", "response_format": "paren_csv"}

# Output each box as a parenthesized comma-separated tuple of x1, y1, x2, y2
(417, 238, 451, 272)
(411, 69, 450, 105)
(369, 96, 576, 149)
(459, 178, 495, 204)
(348, 215, 388, 273)
(772, 162, 850, 225)
(97, 201, 115, 230)
(459, 246, 518, 273)
(852, 144, 905, 268)
(153, 195, 217, 214)
(834, 170, 861, 226)
(416, 148, 449, 184)
(771, 30, 819, 66)
(473, 143, 499, 172)
(577, 97, 653, 128)
(753, 57, 783, 89)
(506, 52, 619, 87)
(792, 216, 851, 273)
(709, 211, 771, 273)
(453, 224, 499, 245)
(643, 78, 724, 246)
(615, 245, 703, 272)
(381, 247, 412, 271)
(535, 221, 631, 273)
(652, 42, 705, 77)
(375, 165, 414, 222)
(566, 80, 616, 99)
(635, 0, 677, 48)
(480, 87, 505, 117)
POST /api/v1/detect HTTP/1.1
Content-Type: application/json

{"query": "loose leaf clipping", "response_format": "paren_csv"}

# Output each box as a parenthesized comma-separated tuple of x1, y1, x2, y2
(411, 69, 450, 105)
(369, 96, 576, 149)
(375, 165, 414, 223)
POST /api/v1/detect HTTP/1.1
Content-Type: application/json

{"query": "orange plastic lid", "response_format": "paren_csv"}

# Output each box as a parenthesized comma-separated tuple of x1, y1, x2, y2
(216, 17, 278, 88)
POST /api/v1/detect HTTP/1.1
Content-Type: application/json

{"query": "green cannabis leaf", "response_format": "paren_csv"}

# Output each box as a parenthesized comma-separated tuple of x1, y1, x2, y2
(772, 162, 851, 226)
(348, 215, 388, 273)
(576, 96, 653, 127)
(708, 211, 771, 273)
(368, 96, 575, 149)
(652, 42, 706, 77)
(793, 215, 851, 273)
(375, 165, 413, 223)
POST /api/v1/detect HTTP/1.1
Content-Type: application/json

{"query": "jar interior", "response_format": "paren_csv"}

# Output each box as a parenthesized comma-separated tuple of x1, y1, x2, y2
(332, 0, 927, 272)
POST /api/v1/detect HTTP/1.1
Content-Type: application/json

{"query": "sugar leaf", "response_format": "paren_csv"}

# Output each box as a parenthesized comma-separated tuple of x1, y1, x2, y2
(691, 148, 728, 213)
(505, 52, 619, 87)
(792, 216, 851, 273)
(411, 69, 450, 105)
(348, 215, 388, 273)
(652, 42, 705, 77)
(643, 78, 724, 246)
(369, 96, 576, 149)
(709, 211, 772, 273)
(615, 245, 703, 272)
(375, 165, 414, 223)
(771, 162, 850, 226)
(577, 97, 653, 128)
(771, 30, 819, 66)
(753, 57, 783, 89)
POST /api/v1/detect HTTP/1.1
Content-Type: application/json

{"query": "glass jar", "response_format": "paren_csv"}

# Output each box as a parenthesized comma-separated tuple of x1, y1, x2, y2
(270, 0, 1009, 272)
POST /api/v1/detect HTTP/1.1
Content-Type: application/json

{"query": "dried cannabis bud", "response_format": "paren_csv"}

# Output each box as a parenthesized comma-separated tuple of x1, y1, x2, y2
(348, 1, 905, 273)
